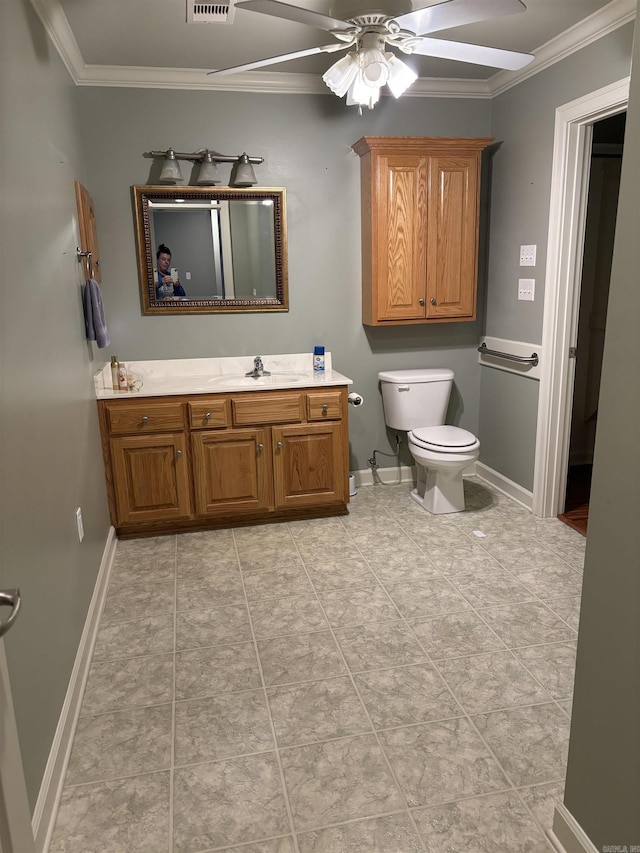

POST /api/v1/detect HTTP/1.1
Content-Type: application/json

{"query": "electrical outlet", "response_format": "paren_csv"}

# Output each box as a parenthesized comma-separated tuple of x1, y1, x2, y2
(75, 507, 84, 543)
(518, 278, 535, 301)
(520, 244, 537, 266)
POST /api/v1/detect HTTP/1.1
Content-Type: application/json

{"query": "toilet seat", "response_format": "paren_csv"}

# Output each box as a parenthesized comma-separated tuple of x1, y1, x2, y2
(410, 425, 479, 453)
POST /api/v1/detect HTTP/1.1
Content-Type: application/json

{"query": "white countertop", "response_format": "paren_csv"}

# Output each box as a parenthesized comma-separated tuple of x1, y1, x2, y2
(94, 353, 352, 399)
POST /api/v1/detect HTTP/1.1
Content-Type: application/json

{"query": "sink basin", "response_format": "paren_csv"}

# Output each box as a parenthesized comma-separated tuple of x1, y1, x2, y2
(208, 372, 308, 388)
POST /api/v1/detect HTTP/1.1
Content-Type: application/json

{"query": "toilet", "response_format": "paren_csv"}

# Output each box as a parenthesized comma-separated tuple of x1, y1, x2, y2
(378, 368, 480, 514)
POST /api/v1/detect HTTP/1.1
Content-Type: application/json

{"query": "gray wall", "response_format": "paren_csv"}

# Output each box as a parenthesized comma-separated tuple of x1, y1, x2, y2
(76, 87, 492, 474)
(0, 0, 111, 807)
(561, 17, 640, 847)
(480, 24, 634, 489)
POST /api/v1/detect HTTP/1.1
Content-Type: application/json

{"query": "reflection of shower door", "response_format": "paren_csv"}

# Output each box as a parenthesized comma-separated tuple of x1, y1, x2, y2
(218, 202, 235, 298)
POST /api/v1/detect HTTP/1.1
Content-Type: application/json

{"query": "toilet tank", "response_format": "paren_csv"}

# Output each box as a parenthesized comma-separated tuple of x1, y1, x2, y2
(378, 368, 454, 431)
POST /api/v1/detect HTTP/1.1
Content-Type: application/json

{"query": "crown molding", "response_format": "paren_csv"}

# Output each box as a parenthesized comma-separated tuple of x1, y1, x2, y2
(488, 0, 636, 96)
(29, 0, 636, 100)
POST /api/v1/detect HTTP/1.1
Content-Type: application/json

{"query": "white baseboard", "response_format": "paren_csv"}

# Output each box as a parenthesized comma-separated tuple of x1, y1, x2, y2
(475, 462, 534, 511)
(547, 804, 599, 853)
(33, 527, 118, 853)
(351, 462, 477, 489)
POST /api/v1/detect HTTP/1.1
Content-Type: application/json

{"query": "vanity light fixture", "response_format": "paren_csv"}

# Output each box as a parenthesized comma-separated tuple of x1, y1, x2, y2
(322, 32, 418, 111)
(146, 148, 264, 186)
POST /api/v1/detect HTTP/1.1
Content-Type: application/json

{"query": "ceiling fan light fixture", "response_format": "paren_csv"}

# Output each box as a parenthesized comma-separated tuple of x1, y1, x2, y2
(159, 149, 184, 183)
(322, 52, 359, 97)
(385, 52, 418, 98)
(359, 47, 389, 86)
(346, 71, 381, 109)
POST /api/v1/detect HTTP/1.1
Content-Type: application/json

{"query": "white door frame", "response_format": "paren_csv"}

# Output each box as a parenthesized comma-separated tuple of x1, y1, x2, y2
(532, 77, 630, 518)
(0, 639, 35, 853)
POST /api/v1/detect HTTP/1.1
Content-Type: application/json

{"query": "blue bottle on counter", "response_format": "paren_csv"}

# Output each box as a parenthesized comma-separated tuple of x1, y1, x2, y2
(313, 346, 325, 372)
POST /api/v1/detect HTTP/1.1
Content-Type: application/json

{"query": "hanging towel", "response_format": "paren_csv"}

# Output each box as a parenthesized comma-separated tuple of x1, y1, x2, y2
(83, 277, 110, 348)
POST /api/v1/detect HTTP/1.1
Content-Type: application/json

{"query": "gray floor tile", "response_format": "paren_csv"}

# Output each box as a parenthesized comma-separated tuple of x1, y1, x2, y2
(66, 705, 172, 785)
(335, 621, 429, 673)
(101, 581, 174, 623)
(258, 631, 347, 686)
(379, 718, 508, 807)
(267, 676, 371, 746)
(436, 651, 551, 713)
(354, 663, 462, 728)
(243, 564, 313, 600)
(297, 813, 425, 853)
(176, 571, 246, 610)
(304, 556, 378, 590)
(173, 752, 290, 851)
(409, 611, 505, 660)
(513, 642, 577, 699)
(174, 690, 274, 765)
(366, 551, 442, 584)
(518, 780, 565, 831)
(176, 602, 252, 650)
(385, 578, 472, 619)
(446, 567, 538, 607)
(176, 642, 261, 699)
(544, 596, 582, 631)
(478, 602, 576, 648)
(317, 581, 401, 627)
(49, 772, 170, 853)
(92, 614, 173, 661)
(81, 654, 174, 714)
(250, 594, 328, 638)
(420, 542, 502, 575)
(472, 703, 570, 787)
(280, 734, 404, 831)
(413, 790, 552, 852)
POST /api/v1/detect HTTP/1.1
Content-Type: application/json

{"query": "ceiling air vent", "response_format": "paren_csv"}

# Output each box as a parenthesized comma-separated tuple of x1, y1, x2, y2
(187, 0, 237, 24)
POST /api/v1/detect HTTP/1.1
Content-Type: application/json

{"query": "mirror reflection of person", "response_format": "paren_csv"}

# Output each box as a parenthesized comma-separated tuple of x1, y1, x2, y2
(155, 243, 186, 300)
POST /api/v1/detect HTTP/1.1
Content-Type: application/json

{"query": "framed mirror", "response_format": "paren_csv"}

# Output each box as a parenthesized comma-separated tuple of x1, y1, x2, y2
(132, 186, 288, 314)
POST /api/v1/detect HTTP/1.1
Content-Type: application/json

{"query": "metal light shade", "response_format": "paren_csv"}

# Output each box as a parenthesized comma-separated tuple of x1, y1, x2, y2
(234, 153, 258, 186)
(197, 151, 222, 185)
(159, 149, 184, 183)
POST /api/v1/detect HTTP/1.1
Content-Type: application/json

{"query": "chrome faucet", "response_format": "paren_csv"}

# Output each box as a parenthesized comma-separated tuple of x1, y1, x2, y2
(246, 356, 270, 378)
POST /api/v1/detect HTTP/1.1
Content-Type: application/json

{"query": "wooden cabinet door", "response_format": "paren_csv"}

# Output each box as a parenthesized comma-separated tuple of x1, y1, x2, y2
(426, 154, 479, 321)
(192, 428, 271, 516)
(272, 423, 347, 509)
(110, 433, 191, 524)
(375, 154, 428, 322)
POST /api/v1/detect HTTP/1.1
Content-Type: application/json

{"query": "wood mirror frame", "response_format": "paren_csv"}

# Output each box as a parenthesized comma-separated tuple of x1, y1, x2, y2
(132, 185, 288, 315)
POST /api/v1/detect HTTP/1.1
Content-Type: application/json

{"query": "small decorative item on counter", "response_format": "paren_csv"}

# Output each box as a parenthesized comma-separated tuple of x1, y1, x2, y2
(127, 371, 143, 392)
(111, 356, 120, 391)
(117, 363, 128, 391)
(313, 346, 325, 372)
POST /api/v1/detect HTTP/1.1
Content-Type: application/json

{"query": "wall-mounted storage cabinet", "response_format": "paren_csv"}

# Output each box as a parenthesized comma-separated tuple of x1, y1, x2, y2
(352, 136, 493, 326)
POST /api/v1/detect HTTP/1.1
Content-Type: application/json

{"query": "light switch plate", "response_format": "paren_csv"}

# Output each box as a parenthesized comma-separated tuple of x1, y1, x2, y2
(518, 279, 535, 301)
(520, 244, 537, 266)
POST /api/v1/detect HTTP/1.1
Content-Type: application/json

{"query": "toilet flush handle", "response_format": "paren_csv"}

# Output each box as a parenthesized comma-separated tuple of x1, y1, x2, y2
(398, 385, 410, 392)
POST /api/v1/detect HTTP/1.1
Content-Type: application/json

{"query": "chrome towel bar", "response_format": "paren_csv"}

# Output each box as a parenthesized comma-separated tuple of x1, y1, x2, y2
(478, 343, 539, 367)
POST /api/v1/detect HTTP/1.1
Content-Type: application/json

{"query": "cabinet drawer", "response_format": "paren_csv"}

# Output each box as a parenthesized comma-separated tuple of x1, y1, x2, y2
(307, 391, 343, 421)
(188, 398, 230, 430)
(232, 393, 304, 426)
(104, 401, 185, 435)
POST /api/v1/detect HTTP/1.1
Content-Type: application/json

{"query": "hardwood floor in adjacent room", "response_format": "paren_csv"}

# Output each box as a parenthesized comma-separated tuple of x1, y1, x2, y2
(557, 465, 592, 537)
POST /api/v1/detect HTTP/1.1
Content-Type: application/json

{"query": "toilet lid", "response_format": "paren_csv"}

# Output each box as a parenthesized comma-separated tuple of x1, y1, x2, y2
(411, 425, 479, 452)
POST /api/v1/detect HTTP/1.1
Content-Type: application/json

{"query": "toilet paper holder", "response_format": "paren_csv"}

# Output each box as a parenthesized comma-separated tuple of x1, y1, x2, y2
(348, 392, 364, 407)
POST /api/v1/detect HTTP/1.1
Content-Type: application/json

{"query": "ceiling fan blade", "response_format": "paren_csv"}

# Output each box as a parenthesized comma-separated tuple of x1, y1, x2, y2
(412, 36, 533, 70)
(235, 0, 348, 32)
(394, 0, 526, 37)
(207, 44, 345, 76)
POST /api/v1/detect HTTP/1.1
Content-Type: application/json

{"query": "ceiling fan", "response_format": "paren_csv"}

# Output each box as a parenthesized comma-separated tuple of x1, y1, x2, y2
(207, 0, 534, 109)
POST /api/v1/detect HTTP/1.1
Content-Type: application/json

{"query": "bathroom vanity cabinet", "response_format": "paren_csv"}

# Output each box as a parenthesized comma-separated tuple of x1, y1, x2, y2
(352, 136, 493, 326)
(97, 386, 350, 537)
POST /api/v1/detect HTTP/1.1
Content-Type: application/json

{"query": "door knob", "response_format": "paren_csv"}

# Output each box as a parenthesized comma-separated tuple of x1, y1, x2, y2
(141, 416, 149, 424)
(276, 441, 283, 449)
(0, 589, 21, 638)
(419, 298, 425, 306)
(430, 297, 437, 305)
(204, 412, 211, 420)
(257, 443, 264, 452)
(176, 450, 182, 458)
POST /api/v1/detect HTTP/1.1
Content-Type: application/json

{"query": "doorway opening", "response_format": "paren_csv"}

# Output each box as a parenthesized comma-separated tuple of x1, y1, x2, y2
(558, 112, 625, 536)
(532, 77, 629, 522)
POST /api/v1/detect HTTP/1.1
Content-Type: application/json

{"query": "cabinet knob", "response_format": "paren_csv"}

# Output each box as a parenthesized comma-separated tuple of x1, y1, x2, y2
(419, 298, 425, 306)
(257, 443, 264, 452)
(176, 450, 182, 458)
(430, 297, 437, 305)
(276, 441, 283, 449)
(141, 416, 149, 424)
(204, 412, 211, 420)
(322, 404, 329, 413)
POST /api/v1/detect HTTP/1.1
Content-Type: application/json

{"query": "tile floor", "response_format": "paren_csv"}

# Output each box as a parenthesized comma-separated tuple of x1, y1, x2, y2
(50, 478, 585, 853)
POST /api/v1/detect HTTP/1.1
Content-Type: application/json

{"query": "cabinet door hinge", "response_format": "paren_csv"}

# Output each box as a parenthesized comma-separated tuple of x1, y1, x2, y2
(569, 347, 577, 359)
